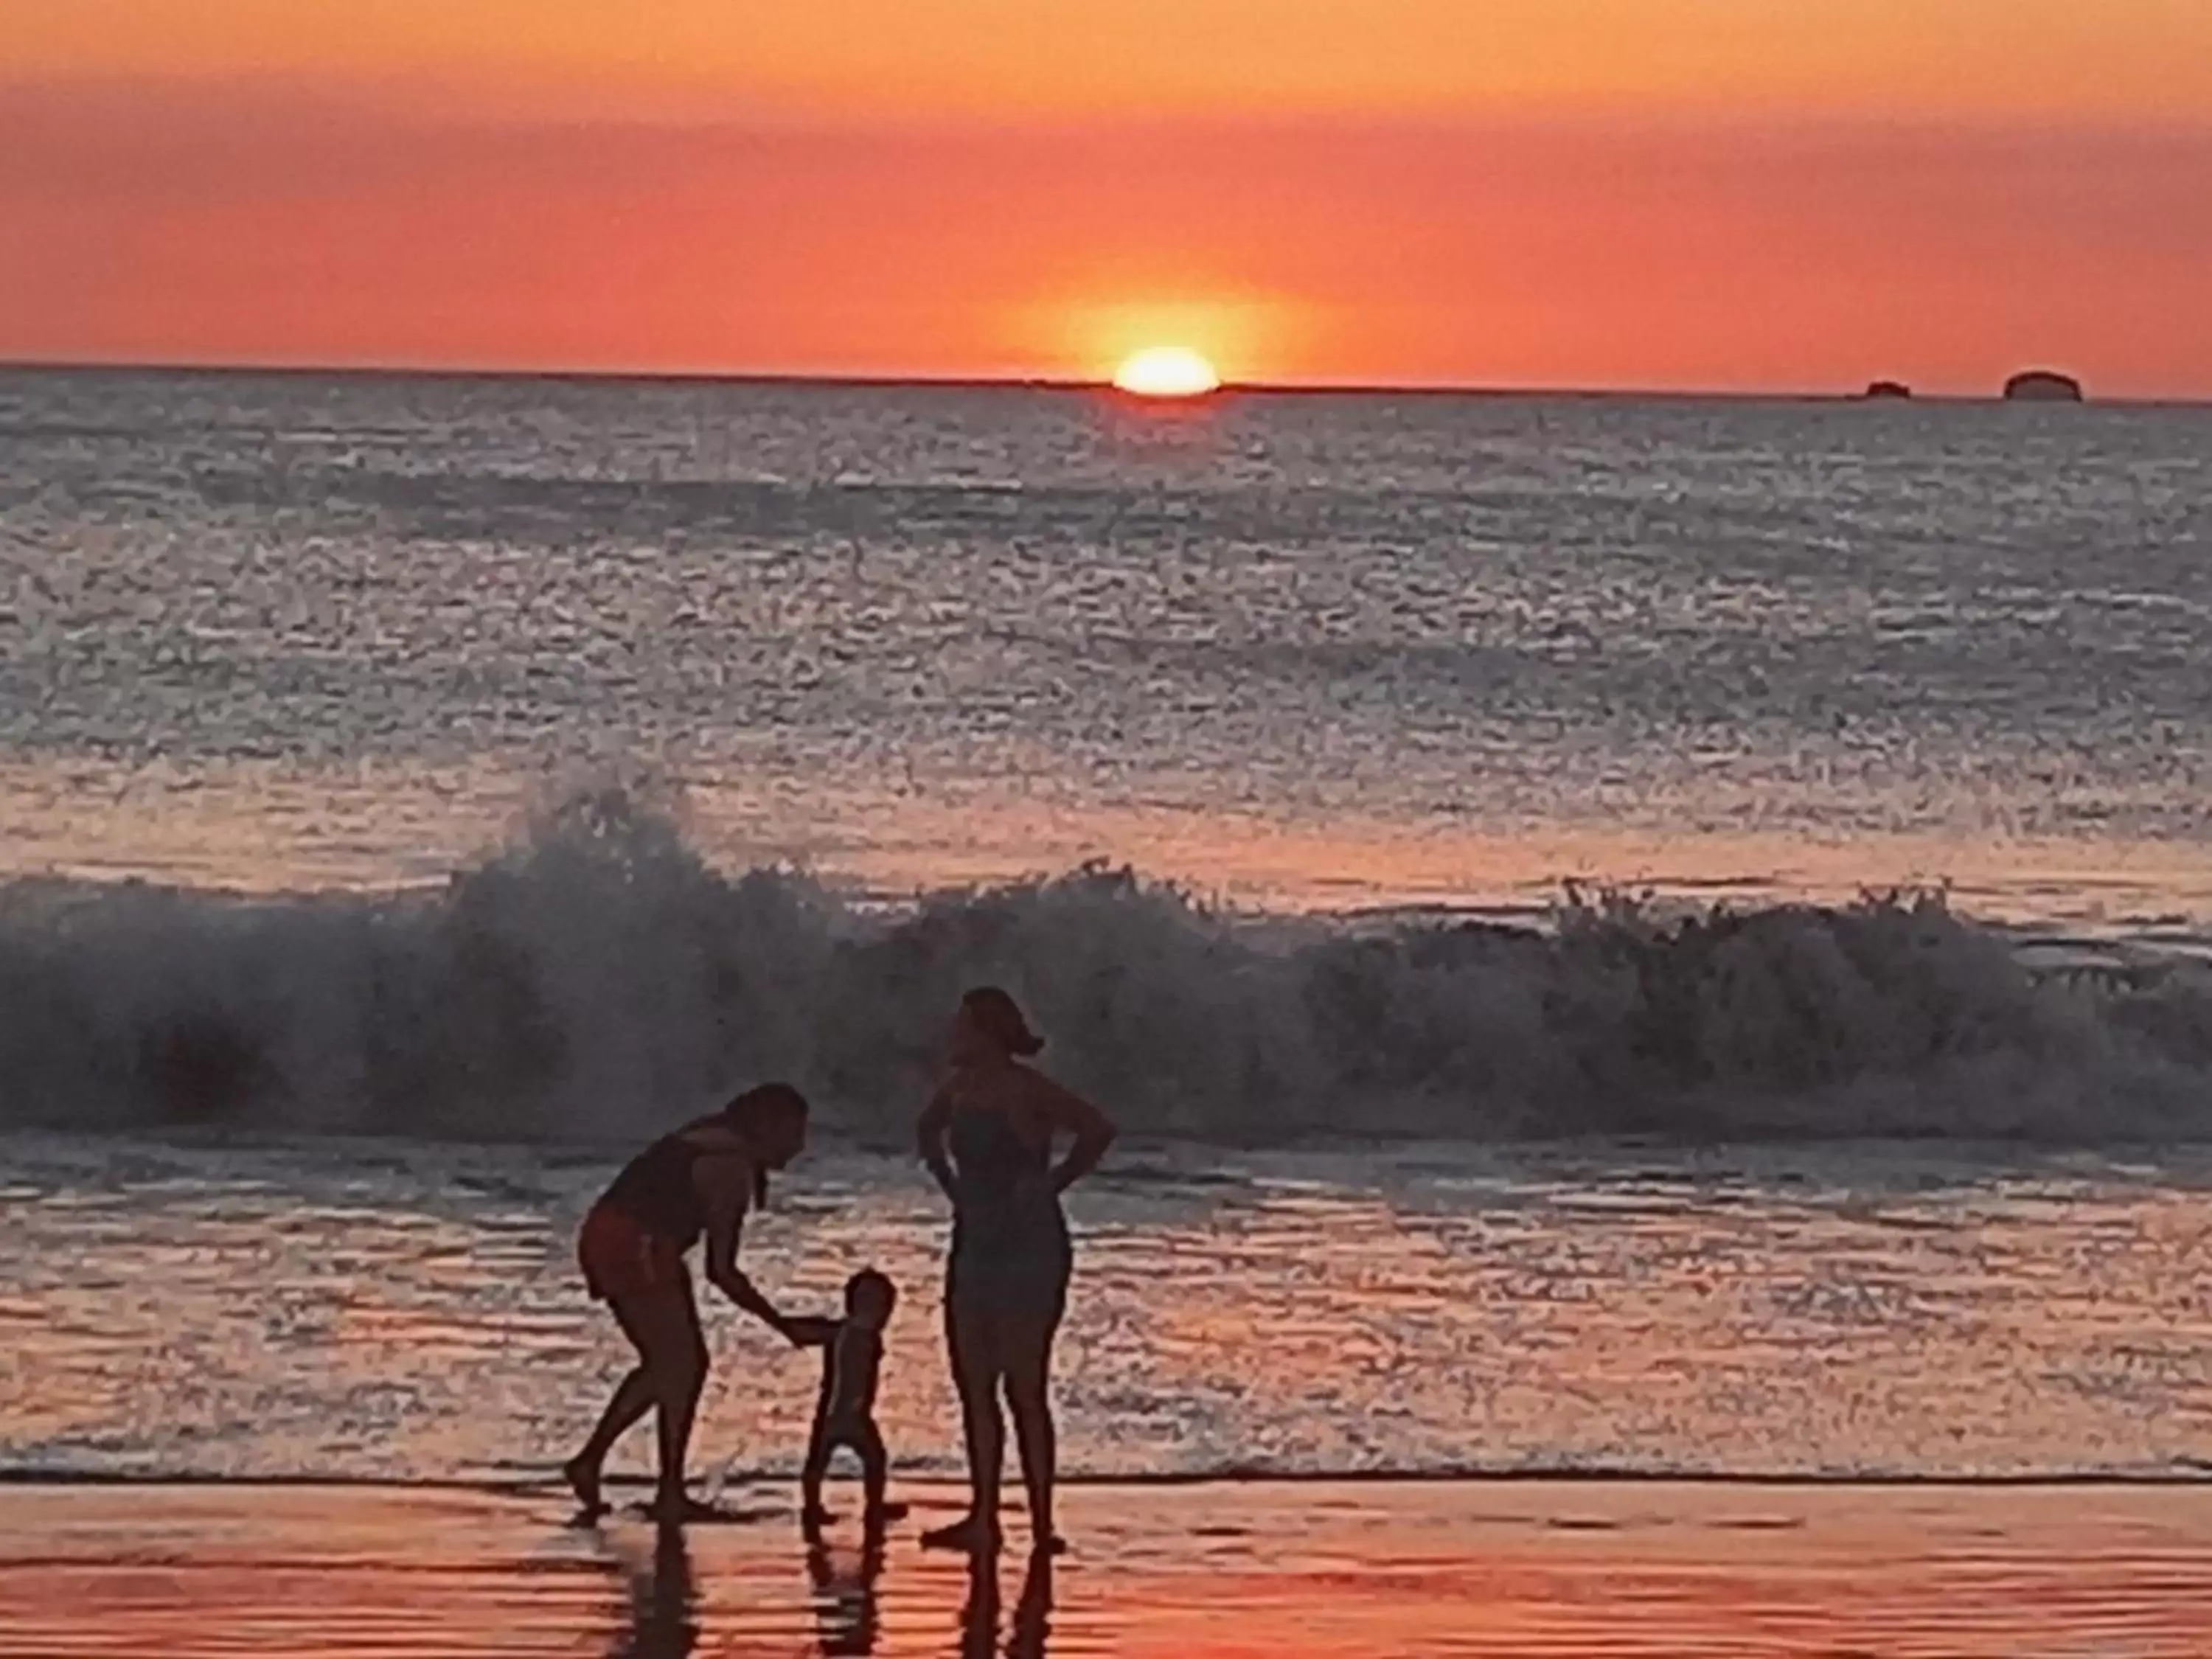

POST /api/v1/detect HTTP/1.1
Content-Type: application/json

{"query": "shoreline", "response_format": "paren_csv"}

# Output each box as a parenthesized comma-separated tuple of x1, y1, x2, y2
(4, 1478, 2212, 1504)
(10, 1478, 2212, 1656)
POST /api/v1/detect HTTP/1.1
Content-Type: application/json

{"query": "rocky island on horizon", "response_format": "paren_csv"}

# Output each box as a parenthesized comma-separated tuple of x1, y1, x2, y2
(2004, 369, 2085, 402)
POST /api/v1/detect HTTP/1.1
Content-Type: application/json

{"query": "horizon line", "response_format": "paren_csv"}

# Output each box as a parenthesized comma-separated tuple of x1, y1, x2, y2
(1, 355, 2191, 407)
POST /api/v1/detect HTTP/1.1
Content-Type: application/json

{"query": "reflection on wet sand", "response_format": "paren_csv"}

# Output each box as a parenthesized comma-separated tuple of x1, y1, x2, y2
(10, 1481, 2212, 1656)
(809, 1536, 885, 1655)
(958, 1549, 1053, 1659)
(606, 1525, 699, 1659)
(1009, 1553, 1054, 1659)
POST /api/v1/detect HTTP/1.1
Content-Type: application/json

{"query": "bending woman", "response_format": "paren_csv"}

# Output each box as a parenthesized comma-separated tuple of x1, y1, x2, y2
(566, 1082, 810, 1523)
(918, 988, 1116, 1555)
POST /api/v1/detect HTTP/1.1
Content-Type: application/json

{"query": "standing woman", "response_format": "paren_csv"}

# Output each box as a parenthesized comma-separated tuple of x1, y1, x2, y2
(918, 988, 1117, 1555)
(566, 1082, 810, 1523)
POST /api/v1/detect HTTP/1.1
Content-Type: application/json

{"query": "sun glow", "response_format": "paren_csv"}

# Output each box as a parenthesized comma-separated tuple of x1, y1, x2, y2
(1112, 346, 1222, 397)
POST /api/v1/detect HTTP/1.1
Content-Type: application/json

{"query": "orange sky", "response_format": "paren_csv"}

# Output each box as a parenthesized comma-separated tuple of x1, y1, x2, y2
(4, 1, 2211, 393)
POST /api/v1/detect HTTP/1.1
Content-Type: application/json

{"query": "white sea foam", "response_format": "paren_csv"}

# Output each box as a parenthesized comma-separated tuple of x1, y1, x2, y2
(3, 787, 2208, 1144)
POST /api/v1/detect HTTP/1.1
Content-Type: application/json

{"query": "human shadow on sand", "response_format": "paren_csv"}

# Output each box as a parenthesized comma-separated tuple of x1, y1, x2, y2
(605, 1525, 699, 1659)
(959, 1548, 1053, 1659)
(807, 1535, 885, 1655)
(597, 1514, 1051, 1657)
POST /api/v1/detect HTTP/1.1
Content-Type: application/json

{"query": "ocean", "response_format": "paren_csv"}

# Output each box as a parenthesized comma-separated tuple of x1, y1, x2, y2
(3, 366, 2211, 1489)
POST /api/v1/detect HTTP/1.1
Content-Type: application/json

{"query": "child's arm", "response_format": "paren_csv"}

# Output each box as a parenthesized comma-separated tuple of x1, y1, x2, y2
(784, 1315, 840, 1349)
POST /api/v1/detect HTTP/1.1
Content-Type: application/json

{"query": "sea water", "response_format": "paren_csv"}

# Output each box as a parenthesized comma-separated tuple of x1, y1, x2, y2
(4, 1134, 2212, 1484)
(2, 369, 2211, 1486)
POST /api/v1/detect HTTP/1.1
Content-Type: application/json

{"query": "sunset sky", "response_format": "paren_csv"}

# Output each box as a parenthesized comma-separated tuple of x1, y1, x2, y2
(4, 1, 2209, 394)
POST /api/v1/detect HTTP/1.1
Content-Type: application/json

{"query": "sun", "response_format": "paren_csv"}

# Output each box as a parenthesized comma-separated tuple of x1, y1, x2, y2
(1112, 346, 1222, 397)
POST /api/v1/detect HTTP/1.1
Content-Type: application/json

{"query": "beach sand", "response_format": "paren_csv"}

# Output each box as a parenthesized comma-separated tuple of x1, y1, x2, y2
(5, 1477, 2212, 1656)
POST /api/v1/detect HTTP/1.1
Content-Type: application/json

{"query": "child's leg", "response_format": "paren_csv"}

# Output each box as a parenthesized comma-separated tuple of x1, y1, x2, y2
(856, 1419, 905, 1520)
(857, 1419, 887, 1512)
(800, 1413, 835, 1523)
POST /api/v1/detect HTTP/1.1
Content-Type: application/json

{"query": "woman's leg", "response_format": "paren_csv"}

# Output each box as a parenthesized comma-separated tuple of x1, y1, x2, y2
(852, 1419, 900, 1522)
(923, 1295, 1005, 1550)
(1000, 1306, 1064, 1553)
(568, 1280, 684, 1515)
(570, 1272, 711, 1519)
(566, 1357, 655, 1516)
(644, 1270, 711, 1516)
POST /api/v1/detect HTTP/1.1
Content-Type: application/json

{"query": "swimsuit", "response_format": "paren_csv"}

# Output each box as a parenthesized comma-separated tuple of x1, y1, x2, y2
(944, 1107, 1072, 1325)
(577, 1129, 714, 1301)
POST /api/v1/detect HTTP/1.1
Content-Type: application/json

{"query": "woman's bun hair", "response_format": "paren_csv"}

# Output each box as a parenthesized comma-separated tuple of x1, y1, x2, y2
(962, 986, 1044, 1057)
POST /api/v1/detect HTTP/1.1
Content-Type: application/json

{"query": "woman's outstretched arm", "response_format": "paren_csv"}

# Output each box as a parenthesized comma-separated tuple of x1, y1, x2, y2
(699, 1156, 799, 1342)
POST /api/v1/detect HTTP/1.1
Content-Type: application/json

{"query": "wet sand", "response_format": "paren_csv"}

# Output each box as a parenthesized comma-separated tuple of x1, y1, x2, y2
(6, 1477, 2212, 1656)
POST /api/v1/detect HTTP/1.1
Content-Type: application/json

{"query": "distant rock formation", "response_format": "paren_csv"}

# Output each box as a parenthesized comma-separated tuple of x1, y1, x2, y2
(2005, 370, 2084, 402)
(1863, 380, 1913, 400)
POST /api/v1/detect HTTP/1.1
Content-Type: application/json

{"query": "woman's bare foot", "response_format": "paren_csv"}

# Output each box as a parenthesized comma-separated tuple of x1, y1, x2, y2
(562, 1453, 605, 1521)
(1032, 1532, 1068, 1558)
(919, 1513, 1001, 1554)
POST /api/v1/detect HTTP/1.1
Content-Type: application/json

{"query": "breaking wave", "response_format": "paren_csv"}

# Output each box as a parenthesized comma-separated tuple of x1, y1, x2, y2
(4, 787, 2211, 1144)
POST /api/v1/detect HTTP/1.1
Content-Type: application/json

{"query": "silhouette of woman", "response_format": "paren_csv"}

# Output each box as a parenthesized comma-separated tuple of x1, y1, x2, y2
(917, 989, 1116, 1556)
(566, 1082, 810, 1524)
